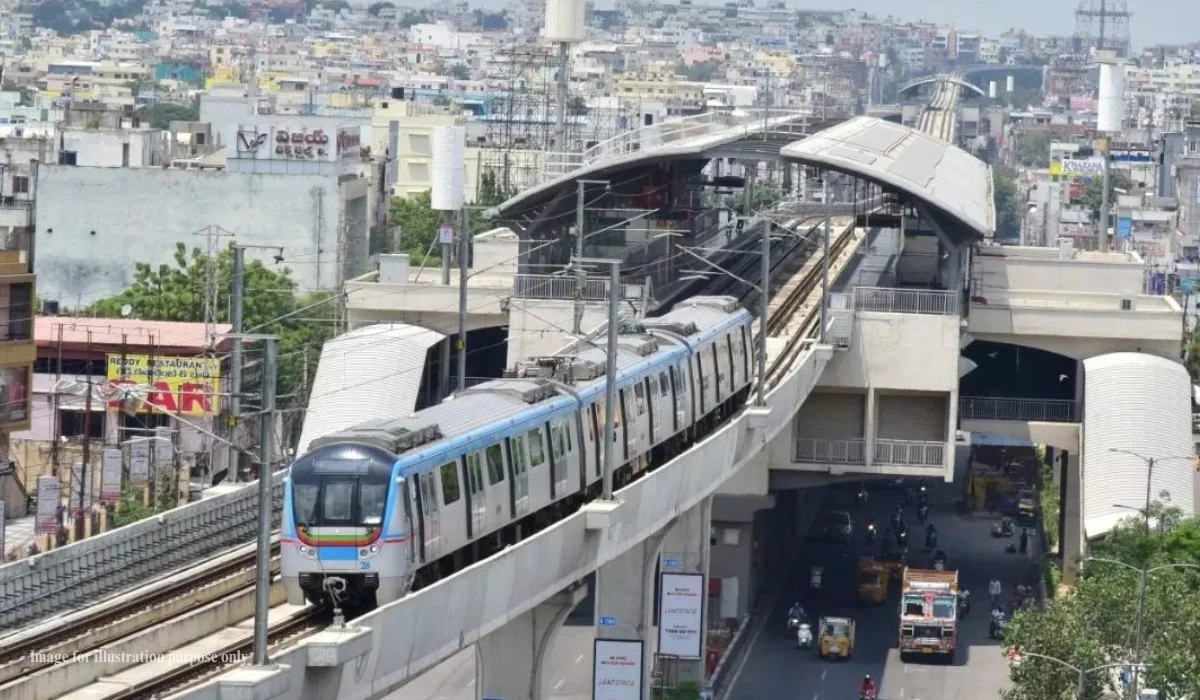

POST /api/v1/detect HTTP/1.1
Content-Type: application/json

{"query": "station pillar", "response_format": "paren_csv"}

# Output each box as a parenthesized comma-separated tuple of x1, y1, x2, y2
(658, 496, 713, 686)
(476, 587, 585, 700)
(594, 526, 671, 698)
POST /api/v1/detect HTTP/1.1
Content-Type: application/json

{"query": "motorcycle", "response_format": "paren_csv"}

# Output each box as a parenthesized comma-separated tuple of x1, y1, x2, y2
(933, 551, 947, 571)
(989, 613, 1007, 639)
(865, 523, 878, 544)
(917, 504, 929, 523)
(797, 622, 813, 649)
(860, 689, 878, 700)
(925, 533, 938, 551)
(958, 591, 971, 618)
(810, 567, 824, 591)
(991, 518, 1015, 538)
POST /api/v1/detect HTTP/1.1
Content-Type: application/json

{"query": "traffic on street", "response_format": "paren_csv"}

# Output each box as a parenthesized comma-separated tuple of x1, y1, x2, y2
(724, 476, 1038, 700)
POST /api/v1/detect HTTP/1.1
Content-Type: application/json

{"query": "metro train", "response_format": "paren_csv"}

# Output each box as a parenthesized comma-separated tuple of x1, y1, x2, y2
(281, 296, 755, 609)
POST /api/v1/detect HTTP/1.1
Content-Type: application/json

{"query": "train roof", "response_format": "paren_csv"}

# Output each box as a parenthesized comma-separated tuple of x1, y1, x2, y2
(642, 296, 746, 340)
(310, 378, 560, 455)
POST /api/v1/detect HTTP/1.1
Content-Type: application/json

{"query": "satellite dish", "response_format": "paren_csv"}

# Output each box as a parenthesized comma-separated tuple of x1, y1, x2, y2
(120, 304, 133, 317)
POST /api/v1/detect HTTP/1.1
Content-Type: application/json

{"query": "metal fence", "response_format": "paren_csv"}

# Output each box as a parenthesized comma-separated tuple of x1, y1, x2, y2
(959, 396, 1079, 423)
(854, 287, 961, 316)
(0, 472, 283, 630)
(511, 274, 644, 302)
(873, 440, 945, 468)
(794, 438, 867, 465)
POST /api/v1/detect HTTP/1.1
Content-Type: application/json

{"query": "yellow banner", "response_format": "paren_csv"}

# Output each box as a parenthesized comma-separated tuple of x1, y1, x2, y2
(106, 354, 222, 417)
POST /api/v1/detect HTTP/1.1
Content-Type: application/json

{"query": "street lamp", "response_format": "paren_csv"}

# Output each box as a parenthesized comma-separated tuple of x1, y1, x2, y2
(1008, 650, 1139, 699)
(1105, 449, 1193, 532)
(1083, 557, 1200, 699)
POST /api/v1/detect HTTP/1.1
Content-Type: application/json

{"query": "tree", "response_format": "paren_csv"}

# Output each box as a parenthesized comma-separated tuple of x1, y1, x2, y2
(681, 61, 719, 82)
(1013, 130, 1052, 168)
(1081, 169, 1132, 223)
(477, 170, 514, 207)
(87, 243, 335, 408)
(367, 1, 394, 15)
(448, 63, 470, 81)
(137, 101, 199, 129)
(1004, 515, 1200, 700)
(992, 165, 1022, 241)
(388, 190, 444, 267)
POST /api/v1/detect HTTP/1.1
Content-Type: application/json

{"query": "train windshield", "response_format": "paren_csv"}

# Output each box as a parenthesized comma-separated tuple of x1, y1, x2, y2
(291, 450, 394, 528)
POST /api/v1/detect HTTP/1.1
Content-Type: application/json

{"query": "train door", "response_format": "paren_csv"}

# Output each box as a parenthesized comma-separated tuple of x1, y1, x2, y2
(508, 434, 531, 517)
(464, 451, 487, 537)
(419, 471, 441, 561)
(630, 381, 651, 460)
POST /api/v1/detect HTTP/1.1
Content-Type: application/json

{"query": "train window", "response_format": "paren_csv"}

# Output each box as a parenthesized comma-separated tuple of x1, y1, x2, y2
(421, 474, 438, 513)
(713, 340, 724, 383)
(440, 462, 461, 505)
(659, 372, 669, 396)
(552, 422, 567, 459)
(564, 421, 573, 452)
(485, 444, 505, 485)
(322, 481, 354, 523)
(634, 383, 646, 415)
(528, 429, 546, 467)
(361, 483, 387, 525)
(465, 452, 485, 495)
(511, 436, 528, 475)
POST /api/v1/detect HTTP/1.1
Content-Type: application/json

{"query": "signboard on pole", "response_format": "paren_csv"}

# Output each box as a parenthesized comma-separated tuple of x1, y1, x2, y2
(101, 448, 123, 503)
(658, 573, 705, 659)
(593, 639, 642, 700)
(35, 476, 60, 534)
(129, 440, 151, 487)
(69, 462, 92, 516)
(152, 434, 173, 484)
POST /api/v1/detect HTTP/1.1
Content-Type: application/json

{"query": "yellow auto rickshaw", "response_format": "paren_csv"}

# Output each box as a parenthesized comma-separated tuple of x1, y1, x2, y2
(817, 616, 856, 660)
(855, 557, 888, 606)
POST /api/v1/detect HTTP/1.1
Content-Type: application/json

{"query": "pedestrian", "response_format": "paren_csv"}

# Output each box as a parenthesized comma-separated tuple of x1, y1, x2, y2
(989, 578, 1002, 608)
(1019, 528, 1029, 554)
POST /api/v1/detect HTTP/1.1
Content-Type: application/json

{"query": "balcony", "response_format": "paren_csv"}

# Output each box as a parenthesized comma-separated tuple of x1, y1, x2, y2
(959, 396, 1079, 423)
(0, 199, 33, 230)
(792, 438, 946, 469)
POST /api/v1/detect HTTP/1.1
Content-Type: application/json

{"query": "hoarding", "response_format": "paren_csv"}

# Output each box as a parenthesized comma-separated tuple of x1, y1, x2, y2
(234, 125, 361, 163)
(35, 476, 60, 534)
(593, 639, 642, 700)
(658, 573, 705, 658)
(101, 448, 123, 502)
(129, 440, 151, 486)
(69, 462, 92, 516)
(0, 501, 5, 559)
(106, 354, 221, 417)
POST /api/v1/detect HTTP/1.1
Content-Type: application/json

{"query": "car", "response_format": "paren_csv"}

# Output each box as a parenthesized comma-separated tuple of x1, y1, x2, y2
(820, 510, 854, 542)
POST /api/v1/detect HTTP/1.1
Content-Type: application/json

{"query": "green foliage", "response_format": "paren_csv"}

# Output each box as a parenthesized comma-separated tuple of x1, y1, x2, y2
(111, 486, 155, 528)
(367, 1, 394, 15)
(1185, 329, 1200, 382)
(477, 171, 515, 207)
(206, 2, 249, 19)
(137, 101, 200, 130)
(389, 190, 444, 267)
(1191, 102, 1200, 118)
(1012, 130, 1053, 168)
(651, 681, 701, 700)
(1081, 169, 1132, 222)
(992, 165, 1022, 241)
(1004, 515, 1200, 700)
(448, 63, 470, 80)
(568, 95, 588, 116)
(86, 243, 334, 406)
(1038, 463, 1059, 551)
(680, 61, 719, 82)
(31, 0, 144, 35)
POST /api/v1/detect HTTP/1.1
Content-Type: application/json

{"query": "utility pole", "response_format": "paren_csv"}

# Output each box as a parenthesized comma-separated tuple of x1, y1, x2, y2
(440, 216, 453, 286)
(250, 334, 278, 666)
(228, 246, 245, 483)
(575, 256, 620, 501)
(756, 221, 769, 405)
(573, 179, 609, 334)
(820, 175, 831, 342)
(456, 206, 469, 392)
(78, 330, 93, 539)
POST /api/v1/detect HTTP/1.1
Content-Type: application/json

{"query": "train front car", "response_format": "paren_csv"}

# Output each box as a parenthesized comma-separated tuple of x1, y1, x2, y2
(281, 441, 410, 609)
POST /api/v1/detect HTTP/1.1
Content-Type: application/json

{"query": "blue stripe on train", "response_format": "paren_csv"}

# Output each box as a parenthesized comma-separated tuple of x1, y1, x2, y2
(317, 547, 358, 561)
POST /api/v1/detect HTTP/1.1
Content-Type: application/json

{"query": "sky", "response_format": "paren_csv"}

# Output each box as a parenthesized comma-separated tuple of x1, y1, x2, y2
(794, 1, 1198, 49)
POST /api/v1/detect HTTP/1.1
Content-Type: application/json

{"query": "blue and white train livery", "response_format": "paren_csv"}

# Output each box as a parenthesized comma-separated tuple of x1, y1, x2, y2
(282, 296, 754, 609)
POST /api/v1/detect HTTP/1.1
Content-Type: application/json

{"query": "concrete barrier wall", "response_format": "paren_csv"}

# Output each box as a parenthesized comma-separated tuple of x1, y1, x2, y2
(0, 472, 283, 629)
(168, 344, 834, 700)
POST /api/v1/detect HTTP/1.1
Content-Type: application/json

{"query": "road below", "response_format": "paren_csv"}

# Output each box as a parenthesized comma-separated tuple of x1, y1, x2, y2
(384, 625, 595, 700)
(724, 477, 1033, 700)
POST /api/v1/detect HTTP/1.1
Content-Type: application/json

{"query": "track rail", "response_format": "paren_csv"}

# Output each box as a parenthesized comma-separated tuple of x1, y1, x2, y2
(0, 542, 280, 685)
(102, 606, 329, 700)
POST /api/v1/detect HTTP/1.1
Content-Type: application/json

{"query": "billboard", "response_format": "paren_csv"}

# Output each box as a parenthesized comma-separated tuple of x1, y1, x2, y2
(593, 639, 642, 700)
(106, 354, 221, 417)
(234, 124, 360, 163)
(35, 476, 60, 534)
(101, 448, 123, 502)
(658, 573, 705, 658)
(128, 439, 151, 486)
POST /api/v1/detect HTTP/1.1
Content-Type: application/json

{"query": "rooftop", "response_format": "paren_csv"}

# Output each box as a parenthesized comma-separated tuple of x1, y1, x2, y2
(35, 317, 233, 353)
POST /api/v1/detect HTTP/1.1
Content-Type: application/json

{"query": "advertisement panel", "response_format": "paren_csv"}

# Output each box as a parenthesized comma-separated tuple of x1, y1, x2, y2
(593, 639, 642, 700)
(658, 573, 705, 658)
(0, 501, 5, 560)
(152, 436, 174, 481)
(35, 476, 61, 534)
(101, 448, 123, 502)
(234, 125, 359, 163)
(69, 462, 92, 516)
(106, 354, 221, 417)
(129, 440, 151, 487)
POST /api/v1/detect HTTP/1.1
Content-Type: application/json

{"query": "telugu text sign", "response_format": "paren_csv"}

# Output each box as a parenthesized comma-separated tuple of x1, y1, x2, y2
(35, 476, 60, 534)
(106, 354, 221, 417)
(658, 572, 705, 659)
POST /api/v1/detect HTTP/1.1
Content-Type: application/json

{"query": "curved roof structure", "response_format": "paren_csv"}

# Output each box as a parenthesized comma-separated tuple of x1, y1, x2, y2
(780, 116, 994, 240)
(298, 323, 446, 455)
(899, 75, 987, 97)
(1081, 352, 1195, 539)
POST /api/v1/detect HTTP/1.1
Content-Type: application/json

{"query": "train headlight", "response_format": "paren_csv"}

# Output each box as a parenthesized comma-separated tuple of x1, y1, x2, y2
(298, 545, 308, 554)
(360, 548, 369, 557)
(369, 545, 379, 554)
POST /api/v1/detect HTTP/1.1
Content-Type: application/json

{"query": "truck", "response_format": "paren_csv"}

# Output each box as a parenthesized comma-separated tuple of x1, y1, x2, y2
(898, 567, 959, 661)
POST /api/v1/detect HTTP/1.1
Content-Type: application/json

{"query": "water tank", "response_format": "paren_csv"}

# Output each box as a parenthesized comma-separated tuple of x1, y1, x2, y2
(430, 126, 466, 211)
(1098, 63, 1126, 133)
(544, 0, 586, 42)
(1006, 75, 1014, 93)
(988, 81, 997, 99)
